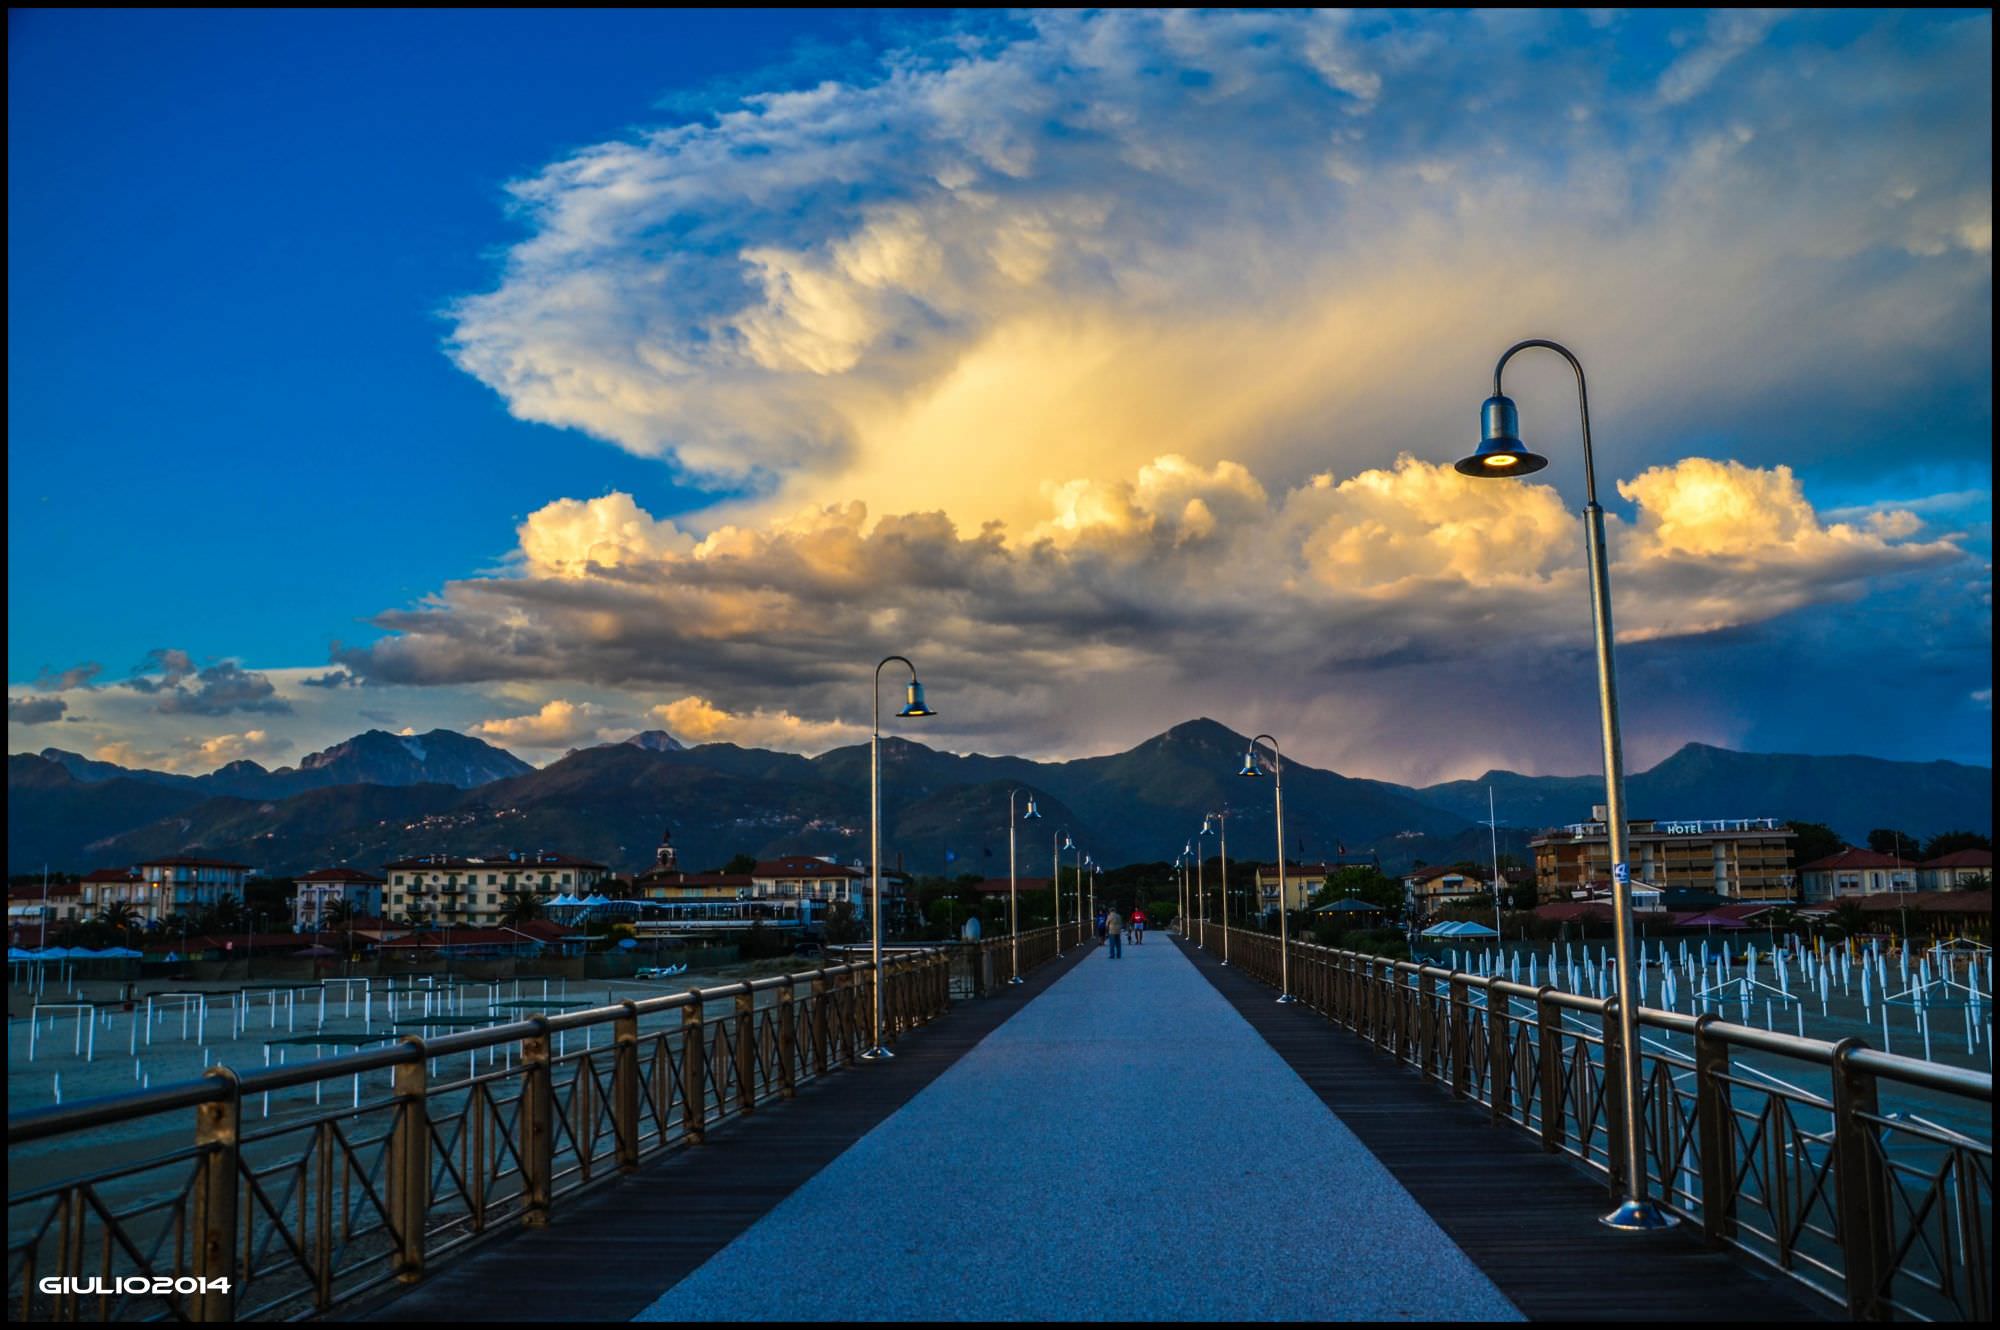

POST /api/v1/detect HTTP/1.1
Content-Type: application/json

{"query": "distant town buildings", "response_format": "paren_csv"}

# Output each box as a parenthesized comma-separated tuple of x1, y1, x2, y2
(1257, 856, 1380, 914)
(291, 867, 386, 931)
(1795, 847, 1990, 901)
(1532, 813, 1795, 903)
(381, 851, 611, 927)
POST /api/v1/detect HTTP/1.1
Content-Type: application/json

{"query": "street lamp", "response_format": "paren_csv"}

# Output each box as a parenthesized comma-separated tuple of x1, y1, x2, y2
(1083, 855, 1096, 932)
(1204, 811, 1231, 964)
(1184, 841, 1201, 946)
(1240, 735, 1293, 1001)
(1053, 831, 1075, 953)
(864, 655, 936, 1062)
(1008, 790, 1041, 984)
(1451, 338, 1672, 1232)
(1196, 821, 1216, 950)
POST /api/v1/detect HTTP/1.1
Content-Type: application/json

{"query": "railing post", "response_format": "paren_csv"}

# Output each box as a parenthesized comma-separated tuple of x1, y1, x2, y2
(1831, 1039, 1893, 1320)
(1693, 1013, 1733, 1245)
(681, 994, 705, 1144)
(613, 1003, 640, 1171)
(389, 1040, 430, 1280)
(519, 1023, 553, 1227)
(1449, 975, 1469, 1099)
(1601, 999, 1627, 1197)
(778, 977, 797, 1099)
(734, 989, 755, 1114)
(1487, 981, 1508, 1123)
(810, 971, 829, 1075)
(191, 1068, 240, 1323)
(1537, 986, 1563, 1153)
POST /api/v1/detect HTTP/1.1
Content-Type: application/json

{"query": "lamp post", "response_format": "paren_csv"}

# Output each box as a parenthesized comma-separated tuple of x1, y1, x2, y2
(1198, 821, 1217, 951)
(1008, 790, 1041, 984)
(864, 655, 936, 1061)
(1053, 831, 1074, 953)
(1240, 735, 1292, 1001)
(1075, 849, 1090, 940)
(1084, 856, 1097, 932)
(1450, 338, 1672, 1232)
(1174, 853, 1186, 936)
(1205, 812, 1231, 964)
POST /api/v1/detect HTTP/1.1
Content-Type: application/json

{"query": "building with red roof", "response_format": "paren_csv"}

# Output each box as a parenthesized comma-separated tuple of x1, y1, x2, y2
(1798, 848, 1917, 902)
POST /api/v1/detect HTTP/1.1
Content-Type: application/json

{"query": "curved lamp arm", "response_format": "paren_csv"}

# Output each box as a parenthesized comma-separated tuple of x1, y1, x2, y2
(1493, 339, 1597, 504)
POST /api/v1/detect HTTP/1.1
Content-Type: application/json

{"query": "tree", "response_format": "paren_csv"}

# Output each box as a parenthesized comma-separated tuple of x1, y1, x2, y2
(822, 900, 864, 945)
(1315, 865, 1402, 912)
(1786, 821, 1843, 868)
(499, 890, 544, 926)
(97, 901, 140, 938)
(1867, 828, 1919, 858)
(722, 853, 758, 875)
(1920, 830, 1992, 860)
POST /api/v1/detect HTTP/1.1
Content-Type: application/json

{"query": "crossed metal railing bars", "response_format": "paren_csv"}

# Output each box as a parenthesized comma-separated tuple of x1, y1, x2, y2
(5, 937, 1072, 1323)
(1211, 926, 1992, 1322)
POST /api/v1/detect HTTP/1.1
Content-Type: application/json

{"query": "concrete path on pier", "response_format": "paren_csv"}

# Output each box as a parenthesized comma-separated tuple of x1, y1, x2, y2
(634, 936, 1520, 1322)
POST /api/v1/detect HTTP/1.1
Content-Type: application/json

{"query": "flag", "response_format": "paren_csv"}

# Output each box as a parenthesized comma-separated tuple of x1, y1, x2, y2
(1337, 841, 1346, 856)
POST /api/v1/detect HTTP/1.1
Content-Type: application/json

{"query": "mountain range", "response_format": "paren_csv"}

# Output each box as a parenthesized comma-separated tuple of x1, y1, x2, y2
(7, 721, 1990, 879)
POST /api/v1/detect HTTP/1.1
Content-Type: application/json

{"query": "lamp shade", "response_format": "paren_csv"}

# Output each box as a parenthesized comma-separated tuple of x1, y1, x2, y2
(1238, 750, 1262, 777)
(1455, 394, 1548, 477)
(898, 678, 937, 717)
(1024, 796, 1041, 820)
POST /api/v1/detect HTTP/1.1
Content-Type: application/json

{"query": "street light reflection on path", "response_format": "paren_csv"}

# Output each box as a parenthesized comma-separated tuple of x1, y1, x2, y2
(1450, 338, 1674, 1233)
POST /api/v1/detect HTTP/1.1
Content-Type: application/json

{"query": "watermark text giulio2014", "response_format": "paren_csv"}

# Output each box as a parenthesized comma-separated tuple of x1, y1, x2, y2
(39, 1276, 231, 1296)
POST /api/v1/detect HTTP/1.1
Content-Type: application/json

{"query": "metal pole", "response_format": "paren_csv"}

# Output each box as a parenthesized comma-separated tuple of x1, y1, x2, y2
(1007, 790, 1024, 985)
(1195, 838, 1206, 949)
(864, 656, 915, 1061)
(1218, 812, 1230, 965)
(1053, 830, 1065, 955)
(1488, 786, 1504, 945)
(1494, 339, 1669, 1231)
(1250, 735, 1292, 1000)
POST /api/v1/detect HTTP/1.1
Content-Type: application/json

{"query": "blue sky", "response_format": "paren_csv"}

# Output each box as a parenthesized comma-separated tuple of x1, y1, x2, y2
(9, 9, 908, 674)
(7, 10, 1992, 781)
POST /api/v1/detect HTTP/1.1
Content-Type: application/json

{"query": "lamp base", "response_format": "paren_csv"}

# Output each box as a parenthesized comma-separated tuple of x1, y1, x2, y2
(1600, 1199, 1678, 1231)
(1007, 975, 1025, 986)
(1276, 993, 1298, 1004)
(859, 1046, 896, 1061)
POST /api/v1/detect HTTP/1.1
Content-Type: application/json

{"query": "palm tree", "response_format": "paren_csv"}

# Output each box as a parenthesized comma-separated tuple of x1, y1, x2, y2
(499, 890, 543, 927)
(98, 901, 140, 939)
(322, 898, 358, 973)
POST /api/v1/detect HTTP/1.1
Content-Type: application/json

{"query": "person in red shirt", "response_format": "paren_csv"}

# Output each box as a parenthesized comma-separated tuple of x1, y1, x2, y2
(1131, 908, 1146, 945)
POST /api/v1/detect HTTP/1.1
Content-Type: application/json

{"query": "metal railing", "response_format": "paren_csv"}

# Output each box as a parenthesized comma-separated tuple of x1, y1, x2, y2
(8, 952, 959, 1322)
(1212, 926, 1992, 1321)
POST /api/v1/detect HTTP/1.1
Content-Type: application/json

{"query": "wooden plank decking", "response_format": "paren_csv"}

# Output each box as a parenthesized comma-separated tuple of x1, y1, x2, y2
(343, 943, 1098, 1322)
(1177, 936, 1832, 1322)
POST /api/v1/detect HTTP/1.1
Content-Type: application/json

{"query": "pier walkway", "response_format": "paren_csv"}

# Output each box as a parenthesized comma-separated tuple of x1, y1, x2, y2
(361, 935, 1826, 1322)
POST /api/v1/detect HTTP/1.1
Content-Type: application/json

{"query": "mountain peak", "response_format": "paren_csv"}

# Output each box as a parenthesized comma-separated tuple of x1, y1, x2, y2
(623, 729, 687, 753)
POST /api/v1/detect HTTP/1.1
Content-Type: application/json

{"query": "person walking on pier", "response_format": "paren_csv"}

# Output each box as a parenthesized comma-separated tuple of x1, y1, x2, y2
(1132, 908, 1145, 945)
(1105, 907, 1124, 959)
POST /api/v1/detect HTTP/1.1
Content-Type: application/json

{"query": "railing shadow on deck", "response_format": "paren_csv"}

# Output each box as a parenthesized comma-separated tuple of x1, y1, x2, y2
(1202, 926, 1991, 1324)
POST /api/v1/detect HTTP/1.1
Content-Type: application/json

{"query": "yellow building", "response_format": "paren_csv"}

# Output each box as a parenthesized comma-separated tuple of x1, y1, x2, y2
(383, 851, 610, 926)
(1531, 814, 1796, 903)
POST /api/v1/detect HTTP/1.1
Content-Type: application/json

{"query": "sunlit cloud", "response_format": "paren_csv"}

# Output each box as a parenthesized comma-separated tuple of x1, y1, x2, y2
(649, 695, 866, 752)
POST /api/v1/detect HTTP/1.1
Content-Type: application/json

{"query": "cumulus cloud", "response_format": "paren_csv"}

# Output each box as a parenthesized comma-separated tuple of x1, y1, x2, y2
(301, 669, 359, 689)
(8, 696, 67, 725)
(446, 9, 1990, 538)
(473, 698, 620, 749)
(333, 453, 1967, 771)
(124, 649, 292, 716)
(167, 729, 293, 771)
(649, 695, 865, 752)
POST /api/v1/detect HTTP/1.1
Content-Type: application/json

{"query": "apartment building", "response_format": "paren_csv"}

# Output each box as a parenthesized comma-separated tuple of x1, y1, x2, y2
(381, 851, 610, 927)
(1532, 813, 1796, 903)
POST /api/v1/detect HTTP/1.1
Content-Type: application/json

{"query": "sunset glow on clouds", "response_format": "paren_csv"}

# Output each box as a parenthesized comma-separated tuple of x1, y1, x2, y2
(6, 9, 1991, 781)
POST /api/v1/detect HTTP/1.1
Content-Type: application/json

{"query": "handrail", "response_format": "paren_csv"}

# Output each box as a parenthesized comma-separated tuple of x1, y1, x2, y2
(1203, 924, 1994, 1322)
(7, 930, 1075, 1323)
